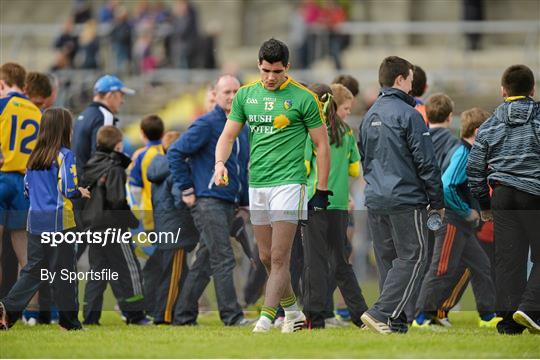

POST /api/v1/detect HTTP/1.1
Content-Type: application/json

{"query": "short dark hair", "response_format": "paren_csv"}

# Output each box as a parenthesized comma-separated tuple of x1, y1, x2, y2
(426, 93, 454, 124)
(411, 65, 427, 97)
(378, 56, 413, 88)
(25, 72, 52, 99)
(501, 64, 535, 97)
(97, 125, 123, 151)
(332, 74, 359, 97)
(140, 114, 164, 141)
(258, 38, 289, 66)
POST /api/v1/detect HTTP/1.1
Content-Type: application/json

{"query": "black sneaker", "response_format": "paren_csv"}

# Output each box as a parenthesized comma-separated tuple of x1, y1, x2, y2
(496, 317, 526, 335)
(513, 311, 540, 335)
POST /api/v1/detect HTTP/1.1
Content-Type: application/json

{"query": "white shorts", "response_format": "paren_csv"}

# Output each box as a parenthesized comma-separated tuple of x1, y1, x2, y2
(249, 184, 308, 225)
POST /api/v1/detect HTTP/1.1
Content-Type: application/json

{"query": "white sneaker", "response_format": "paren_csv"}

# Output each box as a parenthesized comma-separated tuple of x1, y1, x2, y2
(252, 317, 271, 333)
(325, 316, 350, 328)
(360, 312, 392, 334)
(281, 311, 306, 333)
(274, 316, 285, 329)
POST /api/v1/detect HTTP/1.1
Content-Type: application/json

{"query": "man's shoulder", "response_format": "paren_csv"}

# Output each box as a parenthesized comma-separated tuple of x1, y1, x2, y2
(287, 80, 318, 101)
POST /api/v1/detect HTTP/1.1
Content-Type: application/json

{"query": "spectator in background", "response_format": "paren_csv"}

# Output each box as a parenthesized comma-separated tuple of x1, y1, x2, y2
(134, 29, 157, 74)
(323, 0, 349, 70)
(110, 7, 133, 76)
(463, 0, 484, 51)
(54, 18, 79, 68)
(411, 65, 429, 125)
(296, 0, 323, 69)
(98, 0, 120, 24)
(169, 0, 199, 68)
(79, 19, 100, 69)
(73, 0, 93, 24)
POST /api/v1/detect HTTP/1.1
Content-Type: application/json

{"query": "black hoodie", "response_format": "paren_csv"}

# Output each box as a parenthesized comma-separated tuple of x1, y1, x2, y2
(80, 148, 138, 229)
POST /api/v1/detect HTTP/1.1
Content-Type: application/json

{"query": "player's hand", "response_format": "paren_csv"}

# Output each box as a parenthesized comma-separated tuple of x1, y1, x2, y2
(466, 209, 480, 227)
(480, 209, 493, 222)
(182, 188, 196, 208)
(79, 187, 91, 199)
(214, 161, 229, 186)
(308, 189, 333, 211)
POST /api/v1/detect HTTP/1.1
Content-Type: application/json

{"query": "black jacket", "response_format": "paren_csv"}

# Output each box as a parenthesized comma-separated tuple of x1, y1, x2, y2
(358, 87, 444, 212)
(80, 149, 137, 230)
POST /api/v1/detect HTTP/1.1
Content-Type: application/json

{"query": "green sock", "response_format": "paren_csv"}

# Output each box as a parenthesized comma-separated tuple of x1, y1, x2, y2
(280, 294, 299, 312)
(260, 306, 277, 321)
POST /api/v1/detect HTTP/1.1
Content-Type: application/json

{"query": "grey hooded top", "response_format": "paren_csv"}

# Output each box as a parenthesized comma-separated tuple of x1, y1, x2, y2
(467, 97, 540, 209)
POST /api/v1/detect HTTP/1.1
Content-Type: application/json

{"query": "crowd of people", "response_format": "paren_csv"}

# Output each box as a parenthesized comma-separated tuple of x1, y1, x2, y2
(0, 37, 538, 335)
(52, 0, 216, 75)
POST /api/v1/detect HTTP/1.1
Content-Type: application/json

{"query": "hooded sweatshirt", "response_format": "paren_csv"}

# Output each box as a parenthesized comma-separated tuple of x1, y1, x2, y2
(80, 148, 137, 229)
(467, 97, 540, 209)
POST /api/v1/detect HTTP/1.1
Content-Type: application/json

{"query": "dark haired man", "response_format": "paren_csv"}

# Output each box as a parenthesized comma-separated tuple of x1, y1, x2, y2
(358, 56, 444, 334)
(467, 64, 540, 335)
(214, 38, 331, 333)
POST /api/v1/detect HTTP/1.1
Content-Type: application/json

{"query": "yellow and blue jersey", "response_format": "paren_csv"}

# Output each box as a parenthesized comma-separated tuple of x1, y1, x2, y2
(25, 147, 80, 234)
(0, 92, 42, 173)
(129, 140, 164, 230)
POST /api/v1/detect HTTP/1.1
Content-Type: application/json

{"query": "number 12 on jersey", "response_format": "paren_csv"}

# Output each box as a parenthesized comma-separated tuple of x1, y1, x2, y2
(8, 115, 40, 154)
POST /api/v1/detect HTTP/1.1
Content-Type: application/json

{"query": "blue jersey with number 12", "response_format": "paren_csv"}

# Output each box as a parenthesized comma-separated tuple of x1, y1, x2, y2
(0, 92, 42, 173)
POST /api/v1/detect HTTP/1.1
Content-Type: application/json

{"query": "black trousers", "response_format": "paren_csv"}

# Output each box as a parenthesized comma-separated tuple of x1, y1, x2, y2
(303, 210, 368, 328)
(416, 220, 495, 317)
(153, 248, 189, 324)
(142, 250, 161, 316)
(1, 232, 81, 330)
(492, 185, 540, 326)
(83, 235, 145, 324)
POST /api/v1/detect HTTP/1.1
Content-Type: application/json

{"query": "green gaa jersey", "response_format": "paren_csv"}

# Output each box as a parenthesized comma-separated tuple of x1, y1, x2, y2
(305, 129, 361, 210)
(229, 77, 324, 187)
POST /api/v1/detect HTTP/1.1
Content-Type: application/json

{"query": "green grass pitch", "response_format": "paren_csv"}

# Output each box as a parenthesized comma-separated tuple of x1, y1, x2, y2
(2, 311, 539, 358)
(2, 282, 539, 358)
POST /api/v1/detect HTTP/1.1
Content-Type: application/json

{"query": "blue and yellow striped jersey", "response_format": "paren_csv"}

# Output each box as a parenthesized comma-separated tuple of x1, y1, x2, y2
(129, 140, 164, 230)
(25, 147, 80, 234)
(0, 92, 42, 173)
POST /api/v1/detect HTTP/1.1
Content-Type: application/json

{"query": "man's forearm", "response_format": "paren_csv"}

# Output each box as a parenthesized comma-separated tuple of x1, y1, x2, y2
(314, 142, 330, 190)
(215, 133, 234, 164)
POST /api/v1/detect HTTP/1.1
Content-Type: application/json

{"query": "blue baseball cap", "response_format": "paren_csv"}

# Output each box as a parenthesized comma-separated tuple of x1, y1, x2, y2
(94, 75, 135, 95)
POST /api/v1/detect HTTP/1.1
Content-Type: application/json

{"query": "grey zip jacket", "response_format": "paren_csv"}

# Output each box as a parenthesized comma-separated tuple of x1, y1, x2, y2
(359, 87, 444, 212)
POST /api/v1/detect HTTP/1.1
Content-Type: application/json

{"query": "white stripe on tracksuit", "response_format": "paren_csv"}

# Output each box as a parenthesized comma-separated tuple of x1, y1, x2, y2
(391, 209, 425, 319)
(120, 243, 143, 296)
